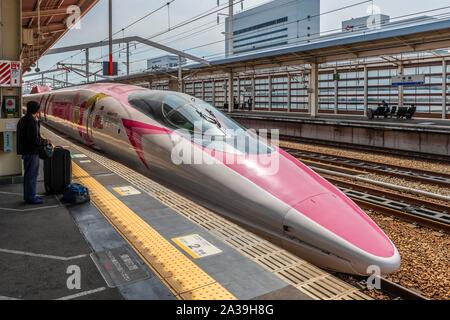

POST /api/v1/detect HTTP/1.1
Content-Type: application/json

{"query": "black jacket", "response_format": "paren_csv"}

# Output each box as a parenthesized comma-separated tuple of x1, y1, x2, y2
(16, 114, 47, 155)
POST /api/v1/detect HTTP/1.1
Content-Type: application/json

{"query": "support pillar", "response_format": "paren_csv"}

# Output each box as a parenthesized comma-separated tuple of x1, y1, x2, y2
(268, 75, 272, 111)
(237, 78, 240, 108)
(228, 71, 233, 112)
(201, 81, 205, 100)
(398, 64, 404, 109)
(309, 62, 319, 117)
(442, 58, 447, 120)
(0, 0, 22, 177)
(363, 65, 369, 117)
(212, 80, 216, 106)
(287, 74, 292, 112)
(334, 68, 338, 115)
(251, 76, 256, 111)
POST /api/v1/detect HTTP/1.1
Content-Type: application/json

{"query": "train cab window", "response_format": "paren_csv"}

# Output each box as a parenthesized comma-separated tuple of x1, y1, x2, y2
(162, 104, 195, 132)
(161, 94, 232, 136)
(129, 90, 273, 154)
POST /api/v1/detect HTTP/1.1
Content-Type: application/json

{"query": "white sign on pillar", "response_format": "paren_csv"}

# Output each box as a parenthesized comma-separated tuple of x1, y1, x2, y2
(3, 132, 13, 152)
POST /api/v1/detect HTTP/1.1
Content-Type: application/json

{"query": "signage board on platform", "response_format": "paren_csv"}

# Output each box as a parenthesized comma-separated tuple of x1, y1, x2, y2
(391, 74, 425, 86)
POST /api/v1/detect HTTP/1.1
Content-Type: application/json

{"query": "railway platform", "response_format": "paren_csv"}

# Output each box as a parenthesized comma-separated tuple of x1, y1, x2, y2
(228, 111, 450, 157)
(0, 127, 371, 301)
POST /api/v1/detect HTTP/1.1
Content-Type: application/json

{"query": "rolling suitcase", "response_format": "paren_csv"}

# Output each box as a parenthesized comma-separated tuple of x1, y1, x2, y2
(44, 147, 72, 195)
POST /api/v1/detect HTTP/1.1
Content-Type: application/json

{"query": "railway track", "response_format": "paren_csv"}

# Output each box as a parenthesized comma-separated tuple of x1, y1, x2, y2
(323, 175, 450, 232)
(280, 135, 450, 163)
(284, 147, 450, 188)
(347, 276, 430, 300)
(283, 148, 450, 233)
(378, 278, 429, 300)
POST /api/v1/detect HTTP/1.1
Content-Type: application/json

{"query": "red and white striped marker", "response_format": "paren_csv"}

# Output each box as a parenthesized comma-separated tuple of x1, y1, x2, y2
(0, 61, 21, 87)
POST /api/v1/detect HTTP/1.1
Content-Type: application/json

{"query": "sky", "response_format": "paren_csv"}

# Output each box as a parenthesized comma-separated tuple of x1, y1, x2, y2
(30, 0, 450, 84)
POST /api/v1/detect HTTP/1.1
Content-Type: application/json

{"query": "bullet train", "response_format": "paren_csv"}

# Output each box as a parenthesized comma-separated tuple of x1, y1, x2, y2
(25, 83, 400, 275)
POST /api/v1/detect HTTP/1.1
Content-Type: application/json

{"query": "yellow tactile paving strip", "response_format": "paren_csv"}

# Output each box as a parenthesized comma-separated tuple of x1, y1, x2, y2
(72, 162, 236, 301)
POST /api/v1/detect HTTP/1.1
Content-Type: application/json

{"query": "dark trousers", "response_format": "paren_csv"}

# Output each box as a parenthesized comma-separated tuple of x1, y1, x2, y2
(22, 154, 40, 202)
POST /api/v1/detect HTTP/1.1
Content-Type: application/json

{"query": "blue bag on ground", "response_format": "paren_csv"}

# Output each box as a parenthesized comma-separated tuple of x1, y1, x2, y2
(62, 183, 90, 205)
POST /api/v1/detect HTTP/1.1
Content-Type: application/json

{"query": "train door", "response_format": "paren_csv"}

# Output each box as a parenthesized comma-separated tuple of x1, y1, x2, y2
(41, 95, 51, 123)
(86, 98, 97, 142)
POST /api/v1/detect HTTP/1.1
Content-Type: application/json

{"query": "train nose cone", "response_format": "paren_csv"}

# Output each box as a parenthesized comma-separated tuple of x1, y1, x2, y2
(289, 193, 401, 275)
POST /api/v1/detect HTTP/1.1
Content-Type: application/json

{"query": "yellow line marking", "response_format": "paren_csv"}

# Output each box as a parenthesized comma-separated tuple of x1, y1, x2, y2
(172, 238, 200, 259)
(72, 162, 235, 300)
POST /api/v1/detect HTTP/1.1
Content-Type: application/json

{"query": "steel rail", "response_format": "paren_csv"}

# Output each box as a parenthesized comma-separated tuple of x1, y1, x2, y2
(285, 148, 450, 188)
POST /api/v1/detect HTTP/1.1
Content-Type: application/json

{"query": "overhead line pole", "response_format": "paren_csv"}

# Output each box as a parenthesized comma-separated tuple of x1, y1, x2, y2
(228, 0, 234, 56)
(227, 0, 234, 112)
(86, 48, 90, 82)
(46, 36, 210, 66)
(109, 0, 113, 76)
(126, 42, 130, 75)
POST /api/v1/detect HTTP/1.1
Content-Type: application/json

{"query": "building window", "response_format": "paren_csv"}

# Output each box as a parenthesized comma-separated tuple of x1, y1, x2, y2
(367, 67, 398, 109)
(233, 17, 288, 36)
(255, 78, 269, 109)
(271, 76, 288, 110)
(291, 75, 308, 111)
(234, 41, 289, 54)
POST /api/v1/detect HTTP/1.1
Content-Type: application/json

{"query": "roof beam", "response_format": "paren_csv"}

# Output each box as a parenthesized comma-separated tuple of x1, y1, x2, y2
(395, 36, 416, 50)
(32, 22, 67, 34)
(45, 0, 65, 26)
(22, 8, 68, 19)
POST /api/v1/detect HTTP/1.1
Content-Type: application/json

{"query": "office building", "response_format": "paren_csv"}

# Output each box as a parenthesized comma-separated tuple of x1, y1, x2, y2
(147, 55, 187, 71)
(225, 0, 320, 56)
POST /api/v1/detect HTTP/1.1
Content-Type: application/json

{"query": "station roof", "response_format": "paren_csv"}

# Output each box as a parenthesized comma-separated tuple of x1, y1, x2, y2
(22, 0, 98, 71)
(111, 17, 450, 83)
(193, 18, 450, 72)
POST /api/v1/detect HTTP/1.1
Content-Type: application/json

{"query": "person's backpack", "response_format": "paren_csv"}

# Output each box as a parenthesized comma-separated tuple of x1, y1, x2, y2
(62, 183, 90, 205)
(39, 142, 54, 160)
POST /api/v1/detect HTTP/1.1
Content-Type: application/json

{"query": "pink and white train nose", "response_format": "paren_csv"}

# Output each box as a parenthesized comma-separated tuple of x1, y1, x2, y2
(284, 193, 401, 275)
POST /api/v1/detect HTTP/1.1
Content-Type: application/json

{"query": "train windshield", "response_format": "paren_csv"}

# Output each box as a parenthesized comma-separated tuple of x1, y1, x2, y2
(162, 94, 242, 136)
(128, 91, 273, 154)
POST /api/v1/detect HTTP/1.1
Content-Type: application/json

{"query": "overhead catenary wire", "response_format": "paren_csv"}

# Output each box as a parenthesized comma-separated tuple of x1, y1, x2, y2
(28, 1, 450, 83)
(91, 0, 309, 64)
(114, 0, 441, 73)
(89, 0, 371, 73)
(37, 0, 303, 77)
(186, 6, 450, 61)
(127, 3, 450, 69)
(185, 3, 450, 57)
(43, 0, 178, 81)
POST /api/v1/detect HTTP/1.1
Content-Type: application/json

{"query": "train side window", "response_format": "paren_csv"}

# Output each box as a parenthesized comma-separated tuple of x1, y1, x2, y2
(128, 96, 156, 119)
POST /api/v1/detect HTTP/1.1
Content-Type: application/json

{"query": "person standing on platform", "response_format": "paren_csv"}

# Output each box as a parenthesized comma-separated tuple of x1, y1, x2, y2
(381, 100, 389, 113)
(247, 97, 253, 111)
(233, 97, 239, 110)
(16, 101, 49, 205)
